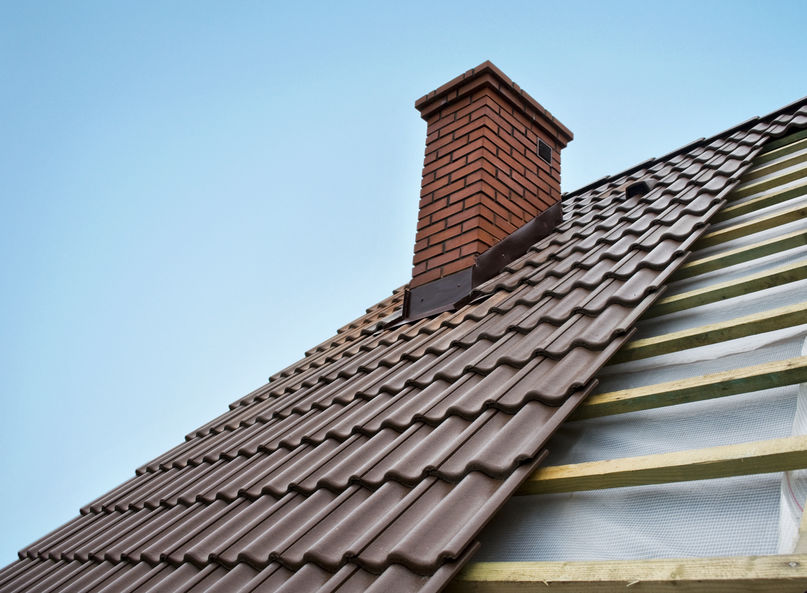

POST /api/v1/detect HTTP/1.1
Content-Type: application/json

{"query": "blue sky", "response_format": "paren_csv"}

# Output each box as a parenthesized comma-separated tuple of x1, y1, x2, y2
(1, 0, 805, 563)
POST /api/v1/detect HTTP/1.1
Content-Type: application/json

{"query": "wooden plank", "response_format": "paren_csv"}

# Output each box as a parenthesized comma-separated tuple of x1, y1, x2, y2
(742, 146, 807, 182)
(673, 228, 807, 280)
(448, 554, 807, 592)
(712, 177, 807, 223)
(610, 301, 807, 364)
(733, 161, 807, 199)
(517, 435, 807, 495)
(646, 259, 807, 318)
(757, 128, 807, 159)
(695, 203, 807, 249)
(796, 495, 807, 554)
(573, 355, 807, 420)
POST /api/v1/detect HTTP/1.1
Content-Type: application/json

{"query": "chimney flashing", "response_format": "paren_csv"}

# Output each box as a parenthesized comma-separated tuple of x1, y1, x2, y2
(402, 202, 562, 322)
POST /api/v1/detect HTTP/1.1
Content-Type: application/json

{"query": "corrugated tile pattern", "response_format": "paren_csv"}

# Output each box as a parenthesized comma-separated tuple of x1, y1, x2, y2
(3, 101, 806, 593)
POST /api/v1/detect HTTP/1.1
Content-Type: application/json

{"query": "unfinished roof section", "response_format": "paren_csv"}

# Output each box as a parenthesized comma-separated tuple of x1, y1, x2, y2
(2, 91, 807, 593)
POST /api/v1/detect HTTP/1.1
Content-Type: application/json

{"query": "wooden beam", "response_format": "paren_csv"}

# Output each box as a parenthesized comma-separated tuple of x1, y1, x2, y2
(742, 146, 807, 182)
(796, 495, 807, 554)
(448, 554, 807, 592)
(673, 228, 807, 280)
(733, 162, 807, 199)
(609, 301, 807, 364)
(646, 259, 807, 318)
(695, 203, 807, 249)
(573, 355, 807, 420)
(712, 177, 807, 223)
(757, 128, 807, 160)
(517, 434, 807, 495)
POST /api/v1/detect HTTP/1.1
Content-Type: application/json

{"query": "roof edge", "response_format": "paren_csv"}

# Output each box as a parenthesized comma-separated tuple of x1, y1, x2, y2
(565, 94, 807, 199)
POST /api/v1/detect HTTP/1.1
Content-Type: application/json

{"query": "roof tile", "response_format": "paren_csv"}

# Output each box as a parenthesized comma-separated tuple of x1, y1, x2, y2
(4, 100, 807, 593)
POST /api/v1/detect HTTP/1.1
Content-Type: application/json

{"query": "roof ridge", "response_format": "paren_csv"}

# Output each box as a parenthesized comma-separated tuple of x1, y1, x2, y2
(565, 95, 807, 199)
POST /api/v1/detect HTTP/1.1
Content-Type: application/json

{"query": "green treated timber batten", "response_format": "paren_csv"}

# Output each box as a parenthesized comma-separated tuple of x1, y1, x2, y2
(646, 259, 807, 318)
(741, 146, 807, 182)
(574, 355, 807, 419)
(733, 162, 807, 199)
(712, 177, 807, 223)
(673, 228, 807, 280)
(609, 301, 807, 364)
(693, 203, 807, 249)
(448, 554, 807, 592)
(757, 128, 807, 157)
(517, 434, 807, 495)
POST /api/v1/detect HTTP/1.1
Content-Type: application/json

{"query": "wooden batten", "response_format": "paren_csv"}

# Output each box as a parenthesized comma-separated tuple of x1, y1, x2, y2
(646, 259, 807, 318)
(672, 228, 807, 280)
(574, 355, 807, 419)
(448, 555, 807, 592)
(609, 301, 807, 364)
(695, 203, 807, 248)
(517, 434, 807, 495)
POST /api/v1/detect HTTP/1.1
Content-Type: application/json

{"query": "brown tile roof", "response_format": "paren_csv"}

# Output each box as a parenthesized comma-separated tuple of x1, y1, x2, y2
(2, 100, 807, 593)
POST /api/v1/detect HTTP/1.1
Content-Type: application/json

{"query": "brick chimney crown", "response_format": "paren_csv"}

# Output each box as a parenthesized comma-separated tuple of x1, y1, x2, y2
(410, 61, 573, 290)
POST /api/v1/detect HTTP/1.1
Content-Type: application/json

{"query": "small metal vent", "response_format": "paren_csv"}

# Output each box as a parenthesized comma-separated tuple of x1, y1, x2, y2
(537, 139, 552, 164)
(625, 180, 654, 199)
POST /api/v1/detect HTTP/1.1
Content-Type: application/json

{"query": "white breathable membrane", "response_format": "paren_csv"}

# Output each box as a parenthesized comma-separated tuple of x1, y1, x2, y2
(474, 194, 807, 561)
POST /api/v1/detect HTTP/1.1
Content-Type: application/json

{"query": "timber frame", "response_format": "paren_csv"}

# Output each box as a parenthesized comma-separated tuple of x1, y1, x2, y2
(450, 131, 807, 591)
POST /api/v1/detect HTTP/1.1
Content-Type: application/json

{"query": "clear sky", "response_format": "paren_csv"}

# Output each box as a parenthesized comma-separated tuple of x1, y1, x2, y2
(1, 0, 806, 564)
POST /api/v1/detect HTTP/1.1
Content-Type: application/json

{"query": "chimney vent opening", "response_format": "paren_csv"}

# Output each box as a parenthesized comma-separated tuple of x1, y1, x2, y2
(538, 139, 553, 164)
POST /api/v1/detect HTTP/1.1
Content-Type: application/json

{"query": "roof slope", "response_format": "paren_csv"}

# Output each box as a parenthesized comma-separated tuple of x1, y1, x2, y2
(2, 100, 806, 593)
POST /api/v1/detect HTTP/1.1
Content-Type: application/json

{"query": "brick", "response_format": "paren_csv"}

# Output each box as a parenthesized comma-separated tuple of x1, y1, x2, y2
(468, 126, 515, 157)
(418, 198, 448, 221)
(415, 219, 446, 239)
(433, 94, 472, 121)
(411, 267, 441, 287)
(441, 255, 477, 276)
(427, 223, 464, 246)
(425, 132, 457, 157)
(426, 247, 462, 270)
(411, 261, 427, 276)
(432, 154, 473, 181)
(496, 148, 527, 176)
(495, 167, 529, 196)
(453, 94, 500, 121)
(460, 240, 487, 257)
(444, 232, 482, 252)
(480, 170, 515, 200)
(446, 204, 482, 228)
(436, 118, 498, 158)
(447, 179, 489, 205)
(449, 155, 497, 184)
(468, 104, 513, 137)
(429, 200, 466, 224)
(413, 243, 445, 265)
(431, 177, 467, 201)
(422, 153, 452, 178)
(421, 174, 451, 196)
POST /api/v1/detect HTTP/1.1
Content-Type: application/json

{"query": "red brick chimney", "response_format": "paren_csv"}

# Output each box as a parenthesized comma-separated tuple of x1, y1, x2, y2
(409, 61, 572, 304)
